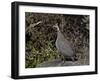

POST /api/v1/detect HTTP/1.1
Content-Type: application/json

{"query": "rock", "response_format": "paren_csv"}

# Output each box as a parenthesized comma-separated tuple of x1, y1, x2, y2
(37, 59, 62, 67)
(36, 58, 86, 68)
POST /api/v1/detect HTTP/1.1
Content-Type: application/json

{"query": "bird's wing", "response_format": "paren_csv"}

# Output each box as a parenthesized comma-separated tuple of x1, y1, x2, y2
(56, 38, 74, 56)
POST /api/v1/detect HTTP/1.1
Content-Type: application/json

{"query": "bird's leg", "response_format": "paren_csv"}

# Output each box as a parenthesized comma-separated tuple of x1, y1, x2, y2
(71, 57, 75, 62)
(60, 55, 65, 65)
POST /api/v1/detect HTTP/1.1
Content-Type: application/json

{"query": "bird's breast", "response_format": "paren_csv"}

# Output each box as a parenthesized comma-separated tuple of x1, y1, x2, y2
(56, 36, 74, 57)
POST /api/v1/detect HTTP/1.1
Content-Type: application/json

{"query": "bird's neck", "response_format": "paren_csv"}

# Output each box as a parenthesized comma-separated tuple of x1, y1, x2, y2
(57, 29, 65, 40)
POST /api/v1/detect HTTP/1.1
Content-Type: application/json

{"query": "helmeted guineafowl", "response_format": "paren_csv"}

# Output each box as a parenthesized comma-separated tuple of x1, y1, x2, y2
(53, 23, 77, 62)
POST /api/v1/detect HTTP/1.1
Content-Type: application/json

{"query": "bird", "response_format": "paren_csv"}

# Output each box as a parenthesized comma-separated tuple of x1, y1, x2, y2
(53, 23, 77, 63)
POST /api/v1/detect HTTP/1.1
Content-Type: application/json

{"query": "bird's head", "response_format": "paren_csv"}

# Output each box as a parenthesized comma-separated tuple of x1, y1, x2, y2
(53, 23, 60, 31)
